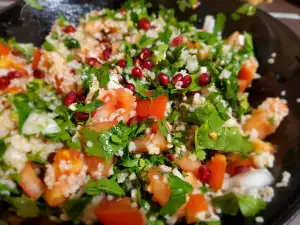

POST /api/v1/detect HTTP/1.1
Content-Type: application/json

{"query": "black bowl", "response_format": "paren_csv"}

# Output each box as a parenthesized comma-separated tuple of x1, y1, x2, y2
(0, 0, 300, 224)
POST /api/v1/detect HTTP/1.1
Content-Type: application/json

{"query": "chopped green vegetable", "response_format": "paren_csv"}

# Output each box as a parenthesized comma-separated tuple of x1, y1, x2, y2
(63, 37, 80, 49)
(24, 0, 43, 10)
(75, 99, 103, 113)
(64, 196, 92, 223)
(7, 195, 39, 218)
(43, 41, 56, 52)
(86, 178, 125, 196)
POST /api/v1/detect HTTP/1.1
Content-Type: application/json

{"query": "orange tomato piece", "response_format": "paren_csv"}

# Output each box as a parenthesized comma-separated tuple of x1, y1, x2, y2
(148, 166, 171, 206)
(238, 57, 258, 94)
(19, 162, 45, 200)
(3, 86, 24, 94)
(32, 49, 41, 70)
(226, 158, 254, 176)
(84, 155, 113, 179)
(207, 154, 227, 191)
(172, 152, 201, 177)
(184, 172, 201, 189)
(95, 197, 146, 225)
(86, 121, 117, 133)
(0, 42, 11, 56)
(136, 95, 168, 120)
(44, 181, 68, 207)
(186, 194, 208, 224)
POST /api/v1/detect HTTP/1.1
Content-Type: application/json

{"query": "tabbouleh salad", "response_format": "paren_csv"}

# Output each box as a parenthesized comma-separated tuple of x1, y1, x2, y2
(0, 1, 290, 225)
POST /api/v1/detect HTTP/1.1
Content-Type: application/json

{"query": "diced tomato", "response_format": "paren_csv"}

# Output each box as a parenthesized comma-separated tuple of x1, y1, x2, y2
(96, 197, 146, 225)
(32, 49, 41, 70)
(171, 152, 202, 177)
(87, 121, 117, 132)
(136, 95, 168, 120)
(52, 149, 83, 178)
(186, 194, 208, 224)
(84, 155, 113, 179)
(226, 158, 254, 176)
(148, 166, 171, 206)
(238, 57, 258, 94)
(131, 131, 168, 153)
(19, 162, 45, 200)
(44, 181, 68, 207)
(0, 42, 11, 56)
(207, 154, 227, 191)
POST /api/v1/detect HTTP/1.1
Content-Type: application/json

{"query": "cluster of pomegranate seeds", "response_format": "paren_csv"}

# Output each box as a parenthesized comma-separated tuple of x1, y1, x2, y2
(172, 73, 183, 85)
(75, 112, 89, 121)
(198, 73, 211, 86)
(142, 60, 153, 70)
(125, 83, 135, 94)
(63, 25, 76, 33)
(117, 59, 127, 68)
(133, 57, 143, 67)
(103, 48, 112, 61)
(138, 18, 151, 31)
(64, 91, 78, 107)
(140, 48, 152, 60)
(0, 76, 10, 90)
(234, 166, 250, 175)
(171, 34, 184, 47)
(181, 75, 192, 88)
(87, 57, 99, 66)
(7, 71, 23, 79)
(158, 73, 170, 87)
(131, 67, 143, 78)
(198, 165, 211, 184)
(33, 69, 45, 79)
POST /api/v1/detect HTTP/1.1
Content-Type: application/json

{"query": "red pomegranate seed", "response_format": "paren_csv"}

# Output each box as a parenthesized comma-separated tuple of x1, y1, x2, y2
(140, 48, 152, 60)
(119, 8, 126, 15)
(118, 76, 126, 85)
(172, 73, 183, 85)
(33, 69, 45, 79)
(138, 18, 151, 31)
(12, 50, 20, 57)
(198, 165, 211, 184)
(125, 83, 135, 94)
(87, 57, 99, 66)
(198, 73, 211, 86)
(64, 91, 78, 107)
(131, 67, 143, 78)
(234, 166, 250, 175)
(182, 75, 192, 88)
(142, 60, 153, 70)
(158, 73, 170, 87)
(76, 94, 86, 102)
(7, 71, 23, 80)
(103, 48, 112, 61)
(75, 112, 89, 121)
(171, 34, 184, 47)
(0, 76, 10, 90)
(117, 59, 127, 68)
(63, 25, 76, 33)
(133, 57, 143, 67)
(47, 152, 56, 164)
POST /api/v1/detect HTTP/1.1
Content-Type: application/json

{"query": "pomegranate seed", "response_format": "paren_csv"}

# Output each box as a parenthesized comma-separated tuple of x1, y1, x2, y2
(140, 48, 152, 60)
(198, 73, 211, 86)
(75, 112, 89, 121)
(64, 91, 78, 107)
(76, 94, 86, 102)
(182, 75, 192, 88)
(12, 50, 20, 57)
(120, 8, 126, 15)
(87, 57, 99, 66)
(63, 25, 76, 33)
(138, 18, 151, 31)
(117, 59, 127, 68)
(131, 67, 143, 78)
(125, 83, 135, 94)
(198, 165, 211, 184)
(133, 57, 143, 67)
(172, 73, 183, 85)
(47, 152, 56, 163)
(7, 71, 23, 80)
(33, 69, 45, 79)
(103, 48, 112, 61)
(0, 76, 10, 90)
(158, 73, 170, 87)
(171, 34, 184, 47)
(142, 60, 153, 70)
(234, 166, 250, 175)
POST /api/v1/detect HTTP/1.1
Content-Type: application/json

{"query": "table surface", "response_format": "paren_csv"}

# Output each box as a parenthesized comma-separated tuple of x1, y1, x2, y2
(0, 0, 300, 224)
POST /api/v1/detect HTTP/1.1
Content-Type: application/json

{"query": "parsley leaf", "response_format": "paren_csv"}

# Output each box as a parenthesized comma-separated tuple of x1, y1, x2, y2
(7, 195, 39, 218)
(138, 34, 155, 48)
(8, 38, 35, 62)
(43, 41, 56, 52)
(214, 13, 226, 34)
(86, 178, 125, 196)
(160, 174, 193, 216)
(212, 193, 239, 216)
(24, 0, 43, 10)
(0, 140, 6, 159)
(63, 37, 80, 49)
(0, 183, 19, 195)
(236, 3, 257, 16)
(13, 94, 32, 133)
(76, 100, 103, 113)
(238, 195, 266, 217)
(64, 196, 92, 223)
(159, 27, 173, 43)
(58, 13, 69, 27)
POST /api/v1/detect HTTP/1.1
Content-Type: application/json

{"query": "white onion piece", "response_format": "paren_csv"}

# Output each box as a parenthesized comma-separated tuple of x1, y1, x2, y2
(22, 112, 61, 135)
(223, 169, 274, 190)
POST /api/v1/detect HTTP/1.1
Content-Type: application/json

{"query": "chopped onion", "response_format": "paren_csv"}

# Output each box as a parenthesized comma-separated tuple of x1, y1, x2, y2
(223, 169, 274, 190)
(22, 112, 61, 135)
